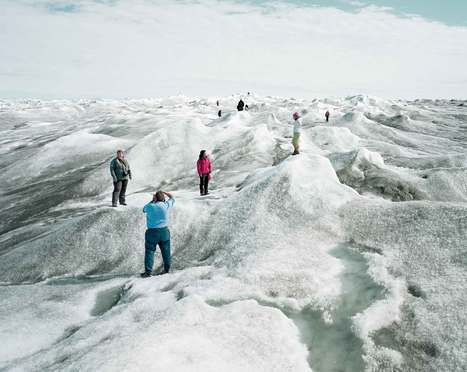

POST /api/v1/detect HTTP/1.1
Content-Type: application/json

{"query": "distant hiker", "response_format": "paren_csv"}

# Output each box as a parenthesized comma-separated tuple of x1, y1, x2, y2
(197, 150, 212, 196)
(218, 109, 222, 117)
(216, 100, 219, 106)
(110, 150, 132, 207)
(237, 99, 245, 111)
(292, 112, 302, 155)
(141, 191, 175, 277)
(325, 110, 330, 122)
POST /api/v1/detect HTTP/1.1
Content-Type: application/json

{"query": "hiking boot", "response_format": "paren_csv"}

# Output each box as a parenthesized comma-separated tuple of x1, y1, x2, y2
(140, 272, 152, 278)
(120, 202, 127, 206)
(112, 204, 118, 207)
(155, 270, 169, 276)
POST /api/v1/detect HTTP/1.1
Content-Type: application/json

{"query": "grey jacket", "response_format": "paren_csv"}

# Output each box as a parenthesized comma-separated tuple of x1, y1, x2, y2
(110, 158, 132, 181)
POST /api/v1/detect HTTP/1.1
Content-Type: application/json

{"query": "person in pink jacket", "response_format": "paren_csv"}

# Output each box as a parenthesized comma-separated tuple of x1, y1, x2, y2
(197, 150, 212, 196)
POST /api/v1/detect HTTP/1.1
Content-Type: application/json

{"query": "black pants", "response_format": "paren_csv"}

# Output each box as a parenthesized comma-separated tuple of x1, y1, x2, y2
(112, 179, 128, 205)
(199, 174, 209, 195)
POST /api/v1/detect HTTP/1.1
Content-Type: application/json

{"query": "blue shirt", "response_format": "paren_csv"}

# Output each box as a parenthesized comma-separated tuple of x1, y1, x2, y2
(143, 198, 175, 228)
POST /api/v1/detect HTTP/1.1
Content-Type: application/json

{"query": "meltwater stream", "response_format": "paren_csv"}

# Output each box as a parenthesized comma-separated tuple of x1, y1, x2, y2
(289, 244, 385, 372)
(0, 96, 466, 371)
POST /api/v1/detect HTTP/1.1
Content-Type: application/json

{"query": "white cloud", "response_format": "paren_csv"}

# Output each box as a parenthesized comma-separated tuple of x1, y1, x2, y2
(340, 0, 366, 7)
(0, 0, 466, 99)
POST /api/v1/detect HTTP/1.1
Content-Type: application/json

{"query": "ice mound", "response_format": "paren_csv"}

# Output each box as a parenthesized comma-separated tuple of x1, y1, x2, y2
(178, 154, 357, 308)
(388, 153, 467, 170)
(0, 208, 144, 283)
(309, 126, 360, 153)
(341, 199, 467, 371)
(329, 148, 426, 201)
(416, 168, 467, 202)
(124, 118, 211, 191)
(210, 123, 276, 187)
(0, 277, 125, 364)
(3, 269, 310, 372)
(4, 130, 131, 183)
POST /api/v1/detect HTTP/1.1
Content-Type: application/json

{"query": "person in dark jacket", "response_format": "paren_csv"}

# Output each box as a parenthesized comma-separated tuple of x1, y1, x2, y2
(197, 150, 212, 196)
(237, 99, 245, 111)
(110, 150, 132, 207)
(325, 110, 330, 122)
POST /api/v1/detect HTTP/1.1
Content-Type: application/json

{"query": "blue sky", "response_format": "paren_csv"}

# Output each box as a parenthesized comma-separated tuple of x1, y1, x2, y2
(1, 0, 467, 99)
(363, 0, 467, 26)
(351, 0, 467, 26)
(247, 0, 467, 26)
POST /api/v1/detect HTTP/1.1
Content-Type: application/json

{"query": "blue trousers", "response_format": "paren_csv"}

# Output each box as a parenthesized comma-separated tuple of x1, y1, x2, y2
(144, 227, 171, 274)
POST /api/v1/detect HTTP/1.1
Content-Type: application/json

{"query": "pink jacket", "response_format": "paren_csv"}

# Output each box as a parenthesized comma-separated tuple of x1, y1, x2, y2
(197, 157, 212, 176)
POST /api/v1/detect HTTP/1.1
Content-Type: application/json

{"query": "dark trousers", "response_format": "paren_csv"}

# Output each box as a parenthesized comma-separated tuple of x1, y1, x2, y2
(144, 227, 171, 274)
(199, 174, 209, 195)
(112, 179, 128, 206)
(326, 116, 329, 122)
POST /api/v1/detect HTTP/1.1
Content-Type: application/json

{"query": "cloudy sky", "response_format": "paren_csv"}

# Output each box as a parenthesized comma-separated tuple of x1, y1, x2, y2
(1, 0, 467, 99)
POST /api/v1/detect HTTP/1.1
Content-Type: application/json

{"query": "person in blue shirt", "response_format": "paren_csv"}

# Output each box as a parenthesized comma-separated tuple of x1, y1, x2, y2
(140, 191, 175, 278)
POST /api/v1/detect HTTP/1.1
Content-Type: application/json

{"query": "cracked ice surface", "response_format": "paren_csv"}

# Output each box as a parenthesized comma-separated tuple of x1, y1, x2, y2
(0, 95, 466, 371)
